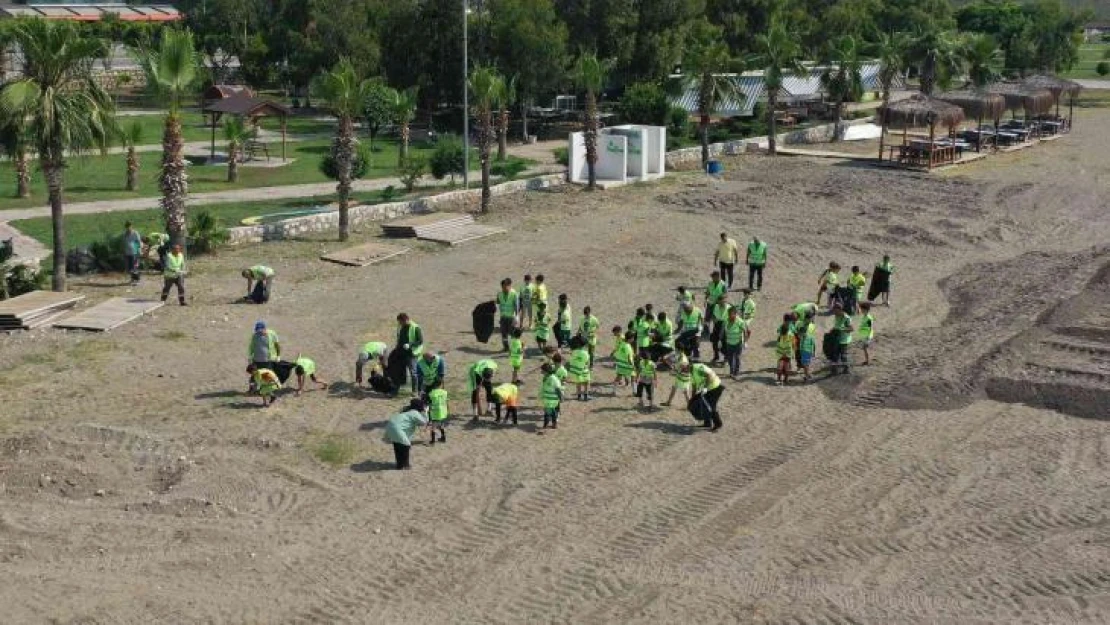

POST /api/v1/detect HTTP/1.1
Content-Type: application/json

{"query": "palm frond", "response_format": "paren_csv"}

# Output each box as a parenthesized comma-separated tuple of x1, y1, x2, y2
(134, 28, 200, 113)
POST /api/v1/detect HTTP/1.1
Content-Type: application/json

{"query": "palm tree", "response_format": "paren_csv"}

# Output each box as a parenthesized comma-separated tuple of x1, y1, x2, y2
(753, 17, 806, 156)
(495, 74, 516, 161)
(0, 19, 115, 291)
(0, 113, 31, 198)
(573, 52, 610, 190)
(964, 34, 1002, 87)
(121, 119, 142, 191)
(909, 27, 966, 96)
(223, 116, 248, 183)
(468, 66, 503, 214)
(135, 28, 200, 249)
(819, 35, 864, 142)
(680, 20, 743, 169)
(872, 31, 908, 159)
(391, 86, 418, 167)
(313, 59, 372, 241)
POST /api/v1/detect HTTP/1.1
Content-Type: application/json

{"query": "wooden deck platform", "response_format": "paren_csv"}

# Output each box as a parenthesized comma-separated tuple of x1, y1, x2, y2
(53, 298, 163, 332)
(417, 224, 507, 246)
(320, 241, 410, 267)
(381, 212, 474, 238)
(0, 291, 84, 331)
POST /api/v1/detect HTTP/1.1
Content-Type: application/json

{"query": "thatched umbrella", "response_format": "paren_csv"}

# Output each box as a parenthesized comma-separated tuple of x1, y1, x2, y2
(987, 82, 1054, 121)
(936, 89, 1007, 152)
(1021, 74, 1083, 127)
(878, 93, 965, 168)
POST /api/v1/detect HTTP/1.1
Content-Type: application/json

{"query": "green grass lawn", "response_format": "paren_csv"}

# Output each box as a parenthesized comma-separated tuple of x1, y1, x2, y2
(115, 109, 339, 145)
(0, 138, 528, 211)
(1061, 43, 1110, 79)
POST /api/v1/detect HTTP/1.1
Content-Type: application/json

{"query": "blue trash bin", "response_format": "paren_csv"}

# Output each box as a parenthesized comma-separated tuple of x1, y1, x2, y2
(706, 160, 723, 175)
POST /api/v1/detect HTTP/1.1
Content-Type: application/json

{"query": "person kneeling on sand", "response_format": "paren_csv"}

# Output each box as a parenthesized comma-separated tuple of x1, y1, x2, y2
(293, 356, 328, 396)
(490, 382, 520, 425)
(383, 399, 429, 470)
(248, 363, 282, 408)
(242, 265, 275, 303)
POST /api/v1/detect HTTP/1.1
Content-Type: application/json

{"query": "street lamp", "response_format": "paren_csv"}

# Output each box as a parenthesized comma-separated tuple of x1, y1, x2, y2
(462, 0, 469, 189)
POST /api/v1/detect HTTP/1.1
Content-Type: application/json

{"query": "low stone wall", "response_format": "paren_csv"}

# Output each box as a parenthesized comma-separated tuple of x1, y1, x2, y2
(225, 174, 565, 245)
(664, 117, 875, 168)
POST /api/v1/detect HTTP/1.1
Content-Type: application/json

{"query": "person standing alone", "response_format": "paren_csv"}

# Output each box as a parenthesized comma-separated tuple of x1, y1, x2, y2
(713, 232, 739, 290)
(123, 221, 142, 286)
(160, 244, 187, 305)
(746, 236, 768, 292)
(496, 278, 520, 352)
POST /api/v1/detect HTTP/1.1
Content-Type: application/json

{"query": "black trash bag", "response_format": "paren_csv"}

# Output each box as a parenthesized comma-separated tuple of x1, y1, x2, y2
(472, 300, 497, 343)
(822, 331, 840, 361)
(65, 247, 98, 276)
(369, 371, 398, 395)
(835, 286, 858, 315)
(386, 348, 410, 388)
(249, 280, 269, 304)
(868, 266, 890, 301)
(272, 360, 295, 384)
(686, 394, 713, 421)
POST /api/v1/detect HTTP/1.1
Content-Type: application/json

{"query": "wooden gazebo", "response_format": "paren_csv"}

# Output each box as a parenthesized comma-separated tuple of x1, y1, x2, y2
(202, 93, 292, 161)
(1020, 74, 1083, 129)
(936, 89, 1006, 152)
(878, 93, 965, 169)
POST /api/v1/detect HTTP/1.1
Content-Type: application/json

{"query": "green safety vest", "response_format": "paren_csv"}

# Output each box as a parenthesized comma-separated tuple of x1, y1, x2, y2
(741, 298, 756, 320)
(541, 373, 562, 407)
(361, 341, 387, 358)
(800, 323, 817, 353)
(567, 349, 590, 376)
(613, 341, 635, 371)
(294, 357, 315, 376)
(673, 354, 691, 383)
(493, 383, 518, 403)
(250, 265, 274, 279)
(712, 303, 731, 323)
(509, 338, 524, 364)
(655, 318, 674, 346)
(834, 315, 853, 345)
(534, 312, 550, 339)
(691, 364, 720, 391)
(163, 252, 185, 278)
(850, 273, 867, 298)
(402, 323, 423, 356)
(680, 309, 702, 331)
(638, 358, 656, 379)
(497, 289, 519, 318)
(776, 332, 795, 357)
(825, 271, 840, 288)
(860, 313, 875, 339)
(748, 241, 767, 265)
(724, 318, 746, 346)
(418, 355, 443, 382)
(579, 315, 600, 340)
(557, 307, 572, 330)
(706, 280, 727, 305)
(428, 388, 449, 421)
(469, 359, 497, 387)
(636, 318, 654, 347)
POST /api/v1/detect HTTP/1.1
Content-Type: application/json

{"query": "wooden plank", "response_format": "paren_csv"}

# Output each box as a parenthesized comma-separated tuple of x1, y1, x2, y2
(53, 298, 164, 332)
(417, 224, 507, 246)
(320, 242, 410, 267)
(0, 291, 84, 319)
(383, 212, 471, 228)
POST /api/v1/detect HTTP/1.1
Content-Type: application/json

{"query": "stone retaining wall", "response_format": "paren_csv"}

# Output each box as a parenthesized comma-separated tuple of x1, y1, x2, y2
(225, 174, 565, 245)
(665, 116, 875, 168)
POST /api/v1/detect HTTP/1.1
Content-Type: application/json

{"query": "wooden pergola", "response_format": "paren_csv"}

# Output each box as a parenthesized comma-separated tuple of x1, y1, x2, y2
(202, 94, 293, 162)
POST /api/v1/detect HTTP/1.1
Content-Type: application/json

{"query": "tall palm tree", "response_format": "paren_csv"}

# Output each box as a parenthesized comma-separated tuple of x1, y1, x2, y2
(468, 66, 503, 214)
(819, 35, 864, 142)
(121, 119, 142, 191)
(681, 20, 743, 169)
(909, 27, 966, 96)
(136, 28, 200, 249)
(0, 113, 31, 198)
(313, 59, 372, 241)
(872, 31, 907, 159)
(391, 86, 418, 167)
(964, 34, 1002, 87)
(753, 17, 806, 156)
(495, 74, 516, 162)
(223, 116, 248, 183)
(573, 52, 610, 190)
(0, 19, 115, 291)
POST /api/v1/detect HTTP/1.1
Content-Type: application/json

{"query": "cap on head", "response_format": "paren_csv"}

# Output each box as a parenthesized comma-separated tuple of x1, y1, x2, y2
(254, 321, 266, 331)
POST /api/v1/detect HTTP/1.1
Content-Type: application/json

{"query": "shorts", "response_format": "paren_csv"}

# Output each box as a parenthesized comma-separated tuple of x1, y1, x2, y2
(430, 418, 449, 427)
(778, 357, 792, 371)
(798, 352, 813, 367)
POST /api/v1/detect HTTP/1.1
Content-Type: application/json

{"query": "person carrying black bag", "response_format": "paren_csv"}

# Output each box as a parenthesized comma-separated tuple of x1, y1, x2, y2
(689, 362, 724, 431)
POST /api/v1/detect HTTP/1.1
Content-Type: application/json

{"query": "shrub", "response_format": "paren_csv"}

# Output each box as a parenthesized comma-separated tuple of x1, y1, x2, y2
(618, 81, 670, 125)
(552, 146, 569, 166)
(1103, 48, 1110, 60)
(667, 106, 690, 138)
(380, 185, 398, 202)
(1, 262, 48, 300)
(397, 156, 427, 192)
(429, 134, 466, 184)
(319, 141, 372, 180)
(491, 159, 528, 180)
(313, 434, 357, 467)
(87, 232, 127, 272)
(188, 211, 229, 255)
(1097, 61, 1110, 77)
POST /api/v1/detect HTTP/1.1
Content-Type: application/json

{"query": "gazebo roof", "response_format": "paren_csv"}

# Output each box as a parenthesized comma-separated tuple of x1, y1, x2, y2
(879, 93, 966, 129)
(203, 84, 255, 102)
(1020, 74, 1083, 99)
(935, 89, 1007, 120)
(203, 94, 291, 117)
(986, 82, 1054, 115)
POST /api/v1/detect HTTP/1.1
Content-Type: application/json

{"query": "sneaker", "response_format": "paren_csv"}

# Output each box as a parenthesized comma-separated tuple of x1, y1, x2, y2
(439, 433, 446, 443)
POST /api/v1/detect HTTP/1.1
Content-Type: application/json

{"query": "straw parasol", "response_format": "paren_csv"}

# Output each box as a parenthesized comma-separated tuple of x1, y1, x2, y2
(986, 81, 1054, 119)
(877, 93, 965, 167)
(1020, 74, 1083, 124)
(935, 89, 1007, 152)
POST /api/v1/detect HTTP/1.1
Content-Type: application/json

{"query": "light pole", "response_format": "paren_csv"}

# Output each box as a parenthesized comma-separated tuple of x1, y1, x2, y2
(462, 0, 469, 189)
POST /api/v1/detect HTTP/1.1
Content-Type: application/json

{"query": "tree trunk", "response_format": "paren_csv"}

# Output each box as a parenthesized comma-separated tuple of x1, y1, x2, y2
(497, 106, 509, 161)
(831, 100, 843, 142)
(15, 149, 30, 198)
(399, 121, 410, 167)
(43, 156, 66, 292)
(125, 146, 139, 191)
(479, 107, 492, 213)
(767, 91, 778, 155)
(584, 91, 598, 190)
(227, 141, 239, 183)
(335, 115, 356, 241)
(521, 99, 530, 142)
(160, 113, 188, 248)
(921, 55, 936, 96)
(877, 87, 890, 160)
(699, 113, 710, 169)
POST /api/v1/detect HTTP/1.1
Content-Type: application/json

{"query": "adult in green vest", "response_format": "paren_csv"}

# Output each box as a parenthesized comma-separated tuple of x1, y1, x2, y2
(247, 320, 280, 392)
(383, 399, 429, 470)
(703, 271, 728, 334)
(355, 341, 389, 386)
(746, 236, 768, 292)
(395, 313, 425, 394)
(691, 363, 724, 431)
(578, 306, 600, 367)
(540, 362, 564, 429)
(415, 351, 446, 395)
(677, 301, 704, 360)
(651, 312, 675, 361)
(467, 359, 498, 419)
(723, 306, 748, 378)
(496, 278, 520, 352)
(242, 265, 275, 303)
(160, 244, 187, 306)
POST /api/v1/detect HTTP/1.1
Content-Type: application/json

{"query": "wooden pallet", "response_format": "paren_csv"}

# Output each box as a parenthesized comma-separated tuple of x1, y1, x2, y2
(381, 212, 474, 238)
(53, 298, 164, 332)
(417, 224, 507, 246)
(320, 241, 410, 267)
(0, 291, 84, 331)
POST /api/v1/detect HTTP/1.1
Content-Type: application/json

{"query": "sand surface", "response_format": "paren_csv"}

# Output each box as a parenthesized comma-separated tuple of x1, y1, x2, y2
(2, 108, 1109, 624)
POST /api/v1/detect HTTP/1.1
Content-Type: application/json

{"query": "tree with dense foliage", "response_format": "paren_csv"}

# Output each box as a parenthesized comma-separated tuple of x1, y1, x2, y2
(429, 134, 466, 184)
(136, 28, 200, 249)
(963, 33, 1003, 86)
(177, 0, 265, 82)
(753, 16, 805, 156)
(488, 0, 568, 141)
(313, 59, 372, 241)
(573, 52, 610, 190)
(468, 66, 503, 213)
(0, 19, 116, 291)
(908, 26, 966, 95)
(121, 120, 143, 192)
(679, 20, 743, 168)
(820, 35, 864, 142)
(495, 75, 516, 161)
(392, 86, 419, 166)
(362, 80, 396, 163)
(618, 81, 670, 126)
(223, 116, 249, 183)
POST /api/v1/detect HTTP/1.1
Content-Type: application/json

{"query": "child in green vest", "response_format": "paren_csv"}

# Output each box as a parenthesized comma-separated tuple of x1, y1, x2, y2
(555, 294, 573, 348)
(426, 381, 449, 444)
(509, 328, 524, 384)
(579, 306, 600, 368)
(249, 364, 282, 407)
(520, 274, 535, 330)
(293, 356, 329, 396)
(635, 349, 657, 409)
(534, 301, 551, 350)
(740, 289, 757, 321)
(849, 266, 867, 303)
(796, 312, 817, 382)
(611, 327, 636, 390)
(567, 340, 592, 401)
(540, 363, 563, 429)
(857, 301, 875, 366)
(661, 350, 692, 407)
(774, 322, 796, 386)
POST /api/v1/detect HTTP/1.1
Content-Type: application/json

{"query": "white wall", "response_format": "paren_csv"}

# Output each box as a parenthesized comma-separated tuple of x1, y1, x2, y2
(596, 134, 628, 182)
